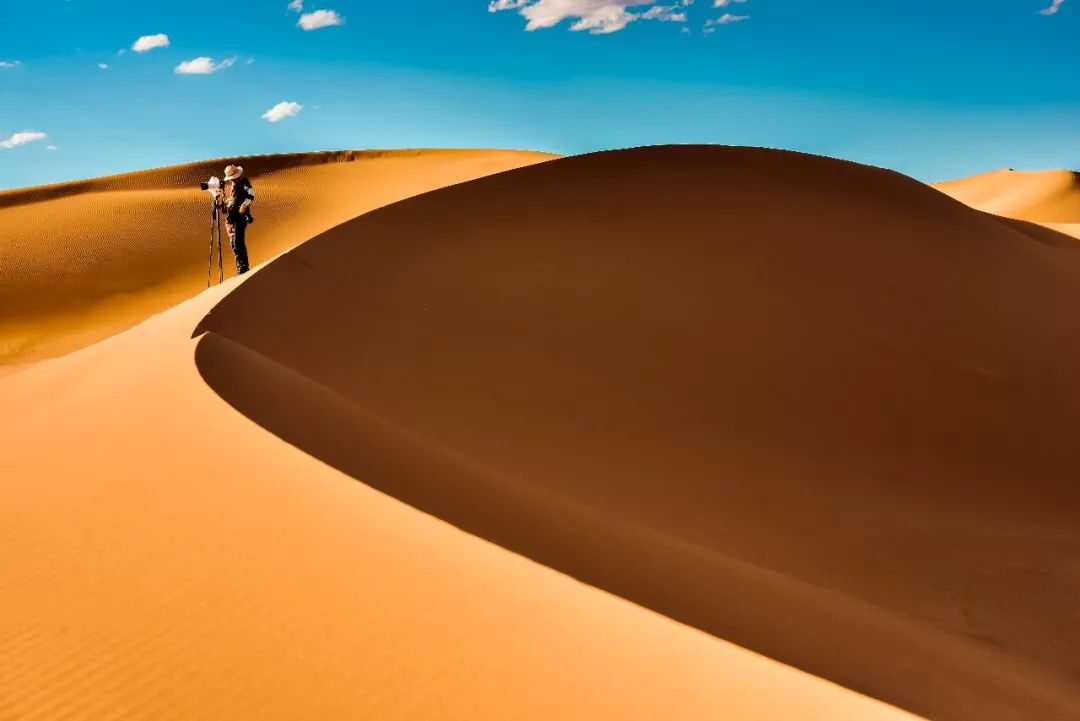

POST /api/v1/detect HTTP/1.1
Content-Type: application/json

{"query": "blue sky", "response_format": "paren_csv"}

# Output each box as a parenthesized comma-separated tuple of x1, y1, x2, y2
(0, 0, 1078, 188)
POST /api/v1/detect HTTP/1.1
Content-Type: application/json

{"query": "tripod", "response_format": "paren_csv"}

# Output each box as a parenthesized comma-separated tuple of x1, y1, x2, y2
(207, 196, 226, 287)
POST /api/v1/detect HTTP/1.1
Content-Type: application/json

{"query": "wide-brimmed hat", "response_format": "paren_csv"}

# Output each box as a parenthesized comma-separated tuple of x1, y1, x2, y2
(224, 165, 244, 181)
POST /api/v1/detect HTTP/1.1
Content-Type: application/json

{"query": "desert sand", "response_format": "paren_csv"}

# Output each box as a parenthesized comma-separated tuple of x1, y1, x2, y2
(935, 167, 1080, 222)
(3, 145, 1079, 721)
(935, 167, 1080, 240)
(0, 149, 555, 364)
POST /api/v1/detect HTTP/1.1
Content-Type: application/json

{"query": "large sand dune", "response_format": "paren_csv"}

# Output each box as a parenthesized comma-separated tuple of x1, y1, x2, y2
(0, 149, 554, 364)
(194, 146, 1080, 721)
(0, 157, 922, 721)
(2, 145, 1078, 721)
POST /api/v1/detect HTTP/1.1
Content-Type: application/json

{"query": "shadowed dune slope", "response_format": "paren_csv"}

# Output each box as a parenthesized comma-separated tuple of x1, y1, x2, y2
(0, 149, 554, 363)
(934, 167, 1080, 223)
(196, 145, 1080, 721)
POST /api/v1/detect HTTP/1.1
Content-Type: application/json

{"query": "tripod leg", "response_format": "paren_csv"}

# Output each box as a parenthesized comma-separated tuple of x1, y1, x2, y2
(218, 220, 224, 283)
(208, 215, 216, 288)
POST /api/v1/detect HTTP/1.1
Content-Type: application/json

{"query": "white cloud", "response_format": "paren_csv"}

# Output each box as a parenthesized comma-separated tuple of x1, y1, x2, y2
(1040, 0, 1066, 14)
(713, 0, 746, 6)
(175, 56, 237, 75)
(489, 0, 695, 34)
(288, 0, 304, 10)
(298, 9, 345, 30)
(262, 101, 303, 122)
(132, 33, 170, 53)
(98, 63, 109, 70)
(706, 12, 749, 25)
(642, 4, 688, 22)
(0, 60, 21, 69)
(0, 131, 48, 150)
(46, 145, 58, 151)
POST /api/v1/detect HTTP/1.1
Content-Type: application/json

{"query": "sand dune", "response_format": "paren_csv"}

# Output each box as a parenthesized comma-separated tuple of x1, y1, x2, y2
(3, 145, 1078, 721)
(0, 221, 917, 719)
(934, 167, 1080, 224)
(0, 149, 554, 364)
(195, 146, 1080, 721)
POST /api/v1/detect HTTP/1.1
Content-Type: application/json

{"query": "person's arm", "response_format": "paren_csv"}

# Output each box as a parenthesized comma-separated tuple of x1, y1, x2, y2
(238, 181, 255, 214)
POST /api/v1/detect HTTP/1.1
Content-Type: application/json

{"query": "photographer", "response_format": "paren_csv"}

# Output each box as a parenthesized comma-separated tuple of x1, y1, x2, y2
(223, 164, 255, 275)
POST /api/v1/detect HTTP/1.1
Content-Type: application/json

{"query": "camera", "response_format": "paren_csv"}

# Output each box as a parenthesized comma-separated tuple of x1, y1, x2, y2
(199, 176, 224, 199)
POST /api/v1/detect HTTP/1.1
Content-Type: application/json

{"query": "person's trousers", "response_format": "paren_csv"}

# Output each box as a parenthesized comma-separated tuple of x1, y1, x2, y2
(228, 219, 250, 275)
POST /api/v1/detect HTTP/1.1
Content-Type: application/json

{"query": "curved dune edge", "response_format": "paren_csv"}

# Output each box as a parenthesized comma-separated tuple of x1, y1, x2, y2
(0, 148, 555, 365)
(0, 266, 921, 720)
(194, 145, 1080, 721)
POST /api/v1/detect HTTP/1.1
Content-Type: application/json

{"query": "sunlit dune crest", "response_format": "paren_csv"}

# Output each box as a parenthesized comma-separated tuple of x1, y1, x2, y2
(935, 167, 1080, 227)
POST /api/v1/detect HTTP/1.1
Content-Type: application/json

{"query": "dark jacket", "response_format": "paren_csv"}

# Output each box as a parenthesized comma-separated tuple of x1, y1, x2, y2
(227, 177, 255, 225)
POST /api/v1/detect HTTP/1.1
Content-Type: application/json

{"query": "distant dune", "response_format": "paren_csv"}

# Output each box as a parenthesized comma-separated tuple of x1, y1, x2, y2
(0, 149, 554, 363)
(2, 145, 1079, 721)
(935, 167, 1080, 224)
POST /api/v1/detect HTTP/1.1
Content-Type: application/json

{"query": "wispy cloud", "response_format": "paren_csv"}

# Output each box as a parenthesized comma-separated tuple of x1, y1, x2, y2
(46, 145, 58, 151)
(132, 33, 170, 53)
(262, 101, 303, 122)
(298, 9, 345, 30)
(489, 0, 695, 34)
(642, 4, 689, 22)
(175, 56, 237, 75)
(288, 0, 304, 11)
(0, 60, 21, 69)
(0, 131, 48, 150)
(98, 63, 109, 70)
(707, 12, 749, 25)
(1039, 0, 1067, 14)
